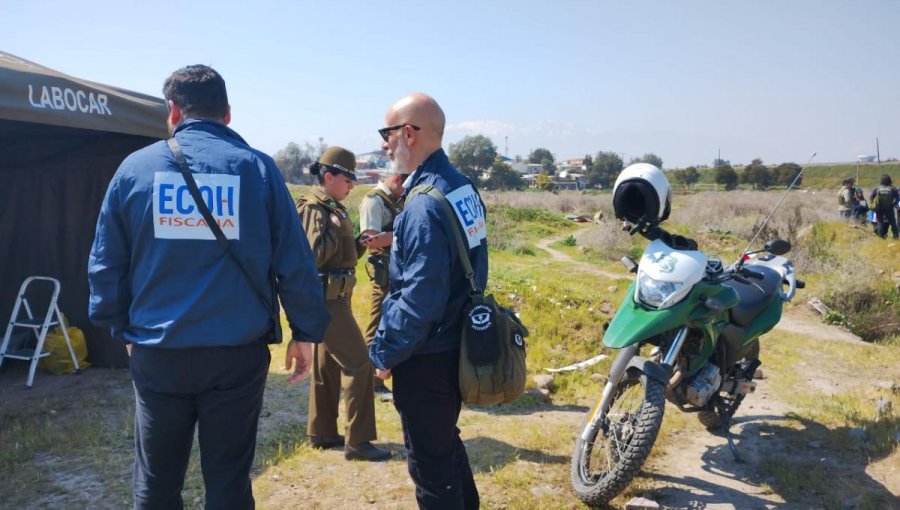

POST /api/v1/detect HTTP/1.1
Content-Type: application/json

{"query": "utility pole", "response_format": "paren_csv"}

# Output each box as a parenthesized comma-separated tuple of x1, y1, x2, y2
(876, 137, 881, 164)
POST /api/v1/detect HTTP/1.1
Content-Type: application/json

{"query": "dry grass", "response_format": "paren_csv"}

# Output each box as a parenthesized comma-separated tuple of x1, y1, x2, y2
(483, 190, 611, 216)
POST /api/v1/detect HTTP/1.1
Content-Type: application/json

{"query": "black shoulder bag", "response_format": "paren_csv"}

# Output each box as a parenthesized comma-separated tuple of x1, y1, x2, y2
(167, 138, 282, 343)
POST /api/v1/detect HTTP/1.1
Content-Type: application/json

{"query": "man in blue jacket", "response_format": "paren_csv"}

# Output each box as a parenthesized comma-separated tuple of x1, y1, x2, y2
(370, 93, 487, 509)
(88, 65, 329, 509)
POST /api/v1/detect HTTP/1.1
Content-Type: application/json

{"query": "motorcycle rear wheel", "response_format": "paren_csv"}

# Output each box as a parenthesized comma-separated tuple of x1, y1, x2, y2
(570, 371, 666, 506)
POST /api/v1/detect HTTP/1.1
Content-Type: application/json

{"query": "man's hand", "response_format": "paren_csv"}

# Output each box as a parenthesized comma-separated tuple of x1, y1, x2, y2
(375, 368, 392, 380)
(363, 232, 393, 250)
(359, 229, 376, 248)
(285, 340, 314, 384)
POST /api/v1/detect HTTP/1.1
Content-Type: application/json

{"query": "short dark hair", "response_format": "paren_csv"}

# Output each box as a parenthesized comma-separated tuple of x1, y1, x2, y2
(881, 174, 893, 186)
(163, 65, 229, 120)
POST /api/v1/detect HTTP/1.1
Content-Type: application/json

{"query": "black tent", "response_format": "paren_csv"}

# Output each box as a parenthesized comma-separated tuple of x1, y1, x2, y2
(0, 52, 167, 368)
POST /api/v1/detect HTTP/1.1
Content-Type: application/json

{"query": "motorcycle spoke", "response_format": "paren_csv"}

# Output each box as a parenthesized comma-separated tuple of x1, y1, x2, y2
(585, 380, 643, 478)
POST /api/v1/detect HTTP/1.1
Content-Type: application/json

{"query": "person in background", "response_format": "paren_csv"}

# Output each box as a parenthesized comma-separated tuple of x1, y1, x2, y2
(370, 93, 486, 509)
(869, 174, 899, 239)
(296, 147, 391, 462)
(852, 188, 869, 223)
(358, 170, 408, 402)
(837, 178, 855, 220)
(88, 64, 329, 509)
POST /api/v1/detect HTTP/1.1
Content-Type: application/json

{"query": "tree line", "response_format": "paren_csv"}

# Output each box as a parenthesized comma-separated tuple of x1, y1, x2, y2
(679, 158, 803, 191)
(268, 135, 802, 192)
(447, 134, 664, 191)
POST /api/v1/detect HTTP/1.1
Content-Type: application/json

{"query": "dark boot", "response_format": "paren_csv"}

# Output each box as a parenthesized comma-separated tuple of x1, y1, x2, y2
(344, 442, 391, 461)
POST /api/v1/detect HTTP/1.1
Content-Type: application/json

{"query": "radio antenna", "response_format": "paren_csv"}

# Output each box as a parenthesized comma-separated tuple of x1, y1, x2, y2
(741, 152, 817, 256)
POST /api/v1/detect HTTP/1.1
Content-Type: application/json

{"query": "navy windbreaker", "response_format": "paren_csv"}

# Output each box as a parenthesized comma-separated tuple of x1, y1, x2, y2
(88, 119, 329, 348)
(369, 149, 489, 369)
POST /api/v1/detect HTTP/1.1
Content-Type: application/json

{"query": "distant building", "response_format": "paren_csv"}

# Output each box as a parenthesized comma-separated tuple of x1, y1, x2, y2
(356, 150, 390, 169)
(557, 159, 586, 174)
(510, 161, 530, 174)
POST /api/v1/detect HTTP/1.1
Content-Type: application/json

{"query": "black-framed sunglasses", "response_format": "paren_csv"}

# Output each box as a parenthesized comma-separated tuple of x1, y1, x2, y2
(378, 124, 420, 142)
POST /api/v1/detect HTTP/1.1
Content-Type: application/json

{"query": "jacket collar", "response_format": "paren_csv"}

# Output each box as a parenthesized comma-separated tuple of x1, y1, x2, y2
(310, 186, 345, 211)
(401, 148, 449, 200)
(172, 118, 248, 145)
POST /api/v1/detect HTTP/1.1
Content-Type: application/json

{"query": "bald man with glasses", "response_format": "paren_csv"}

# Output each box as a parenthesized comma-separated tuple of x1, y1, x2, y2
(370, 93, 487, 509)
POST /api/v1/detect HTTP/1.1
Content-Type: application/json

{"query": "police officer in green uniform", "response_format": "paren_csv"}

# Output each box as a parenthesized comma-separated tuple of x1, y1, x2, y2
(297, 147, 390, 462)
(869, 174, 900, 239)
(358, 171, 407, 401)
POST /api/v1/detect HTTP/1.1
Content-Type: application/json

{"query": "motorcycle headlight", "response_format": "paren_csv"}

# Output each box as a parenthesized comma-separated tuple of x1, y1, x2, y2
(637, 273, 685, 309)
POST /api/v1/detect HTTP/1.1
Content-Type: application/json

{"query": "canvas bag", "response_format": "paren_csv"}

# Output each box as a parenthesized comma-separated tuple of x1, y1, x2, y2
(408, 184, 528, 406)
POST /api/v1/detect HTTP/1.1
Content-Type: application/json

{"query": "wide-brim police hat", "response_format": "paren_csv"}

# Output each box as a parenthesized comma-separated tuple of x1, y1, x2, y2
(318, 146, 357, 181)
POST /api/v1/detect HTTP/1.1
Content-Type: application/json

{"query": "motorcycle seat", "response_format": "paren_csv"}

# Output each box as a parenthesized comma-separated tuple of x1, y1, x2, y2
(723, 265, 782, 327)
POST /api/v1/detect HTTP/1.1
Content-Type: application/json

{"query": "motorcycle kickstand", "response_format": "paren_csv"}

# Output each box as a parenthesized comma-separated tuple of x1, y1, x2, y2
(715, 398, 744, 463)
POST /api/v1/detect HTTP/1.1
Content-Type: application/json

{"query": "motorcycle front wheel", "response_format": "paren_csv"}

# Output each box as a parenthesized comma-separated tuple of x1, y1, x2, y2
(570, 370, 666, 506)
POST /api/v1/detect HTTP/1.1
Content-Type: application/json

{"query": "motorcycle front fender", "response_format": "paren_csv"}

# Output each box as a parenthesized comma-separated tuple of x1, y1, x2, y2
(584, 349, 671, 436)
(626, 356, 672, 385)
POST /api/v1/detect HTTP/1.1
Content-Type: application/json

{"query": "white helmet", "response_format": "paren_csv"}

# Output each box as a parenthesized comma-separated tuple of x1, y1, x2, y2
(612, 163, 671, 225)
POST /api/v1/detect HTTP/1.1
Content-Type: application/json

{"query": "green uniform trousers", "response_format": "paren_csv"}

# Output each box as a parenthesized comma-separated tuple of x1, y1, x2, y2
(308, 297, 377, 446)
(363, 280, 389, 390)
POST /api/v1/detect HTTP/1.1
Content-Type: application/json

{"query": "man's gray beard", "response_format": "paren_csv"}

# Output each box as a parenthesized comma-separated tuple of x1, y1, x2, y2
(391, 141, 411, 174)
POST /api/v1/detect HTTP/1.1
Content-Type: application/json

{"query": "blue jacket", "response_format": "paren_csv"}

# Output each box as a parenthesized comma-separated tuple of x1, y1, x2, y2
(88, 119, 329, 348)
(369, 149, 489, 369)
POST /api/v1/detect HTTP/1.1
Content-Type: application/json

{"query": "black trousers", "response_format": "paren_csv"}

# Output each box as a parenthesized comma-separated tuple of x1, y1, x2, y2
(392, 349, 479, 510)
(129, 341, 270, 510)
(875, 210, 899, 238)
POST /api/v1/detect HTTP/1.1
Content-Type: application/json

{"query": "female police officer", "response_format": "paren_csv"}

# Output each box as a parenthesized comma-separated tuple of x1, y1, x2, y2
(296, 147, 390, 461)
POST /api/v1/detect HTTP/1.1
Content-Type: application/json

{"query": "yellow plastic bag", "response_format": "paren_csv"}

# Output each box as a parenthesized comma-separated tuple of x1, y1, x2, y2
(38, 326, 90, 374)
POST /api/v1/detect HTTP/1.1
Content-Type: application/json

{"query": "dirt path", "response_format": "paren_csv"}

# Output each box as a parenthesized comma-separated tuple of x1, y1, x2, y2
(774, 308, 865, 345)
(535, 235, 628, 281)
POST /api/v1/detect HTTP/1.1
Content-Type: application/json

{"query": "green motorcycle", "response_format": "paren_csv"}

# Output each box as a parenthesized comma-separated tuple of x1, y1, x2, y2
(569, 225, 804, 506)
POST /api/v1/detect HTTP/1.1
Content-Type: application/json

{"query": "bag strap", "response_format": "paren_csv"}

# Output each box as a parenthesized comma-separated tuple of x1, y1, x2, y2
(166, 138, 274, 313)
(407, 184, 479, 295)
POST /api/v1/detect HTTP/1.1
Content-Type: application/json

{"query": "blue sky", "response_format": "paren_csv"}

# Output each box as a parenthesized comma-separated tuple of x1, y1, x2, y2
(4, 0, 898, 167)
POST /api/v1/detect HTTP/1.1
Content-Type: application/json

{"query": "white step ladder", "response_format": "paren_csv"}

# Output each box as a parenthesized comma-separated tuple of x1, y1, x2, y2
(0, 276, 80, 387)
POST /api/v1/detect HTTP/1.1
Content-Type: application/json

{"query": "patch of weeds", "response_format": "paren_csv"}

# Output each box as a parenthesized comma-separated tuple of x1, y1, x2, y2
(512, 243, 536, 256)
(757, 457, 828, 500)
(823, 283, 900, 343)
(561, 235, 577, 247)
(823, 310, 853, 328)
(257, 421, 308, 468)
(488, 204, 574, 252)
